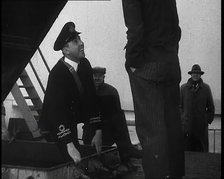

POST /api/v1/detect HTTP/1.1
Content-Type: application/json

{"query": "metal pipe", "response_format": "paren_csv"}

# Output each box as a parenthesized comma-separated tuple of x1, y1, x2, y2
(78, 138, 114, 149)
(208, 128, 221, 153)
(213, 129, 216, 153)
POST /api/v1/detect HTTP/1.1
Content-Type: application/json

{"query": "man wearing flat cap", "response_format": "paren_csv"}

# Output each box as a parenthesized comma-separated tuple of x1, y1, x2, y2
(82, 66, 142, 172)
(40, 22, 102, 164)
(180, 64, 215, 152)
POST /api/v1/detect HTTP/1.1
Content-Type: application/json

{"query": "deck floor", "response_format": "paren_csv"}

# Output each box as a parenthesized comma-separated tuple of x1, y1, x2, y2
(121, 152, 221, 179)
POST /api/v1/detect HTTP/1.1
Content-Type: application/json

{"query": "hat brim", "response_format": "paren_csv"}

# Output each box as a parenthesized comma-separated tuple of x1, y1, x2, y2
(53, 32, 81, 51)
(188, 71, 204, 75)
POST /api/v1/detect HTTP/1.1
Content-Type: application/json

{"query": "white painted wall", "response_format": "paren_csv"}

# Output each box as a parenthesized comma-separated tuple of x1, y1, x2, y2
(5, 0, 221, 114)
(177, 0, 221, 113)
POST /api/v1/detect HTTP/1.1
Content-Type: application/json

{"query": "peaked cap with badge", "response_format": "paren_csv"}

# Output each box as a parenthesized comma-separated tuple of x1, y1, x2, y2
(54, 21, 81, 51)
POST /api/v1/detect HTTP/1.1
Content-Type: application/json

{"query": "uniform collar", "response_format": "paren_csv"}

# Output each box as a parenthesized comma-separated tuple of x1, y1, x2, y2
(64, 56, 79, 71)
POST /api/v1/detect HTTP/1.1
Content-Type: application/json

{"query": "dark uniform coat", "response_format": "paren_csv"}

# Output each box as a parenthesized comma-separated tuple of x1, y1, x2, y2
(180, 78, 215, 152)
(40, 57, 101, 160)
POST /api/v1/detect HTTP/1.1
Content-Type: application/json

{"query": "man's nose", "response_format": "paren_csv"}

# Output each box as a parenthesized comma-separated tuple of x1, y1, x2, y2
(79, 40, 84, 46)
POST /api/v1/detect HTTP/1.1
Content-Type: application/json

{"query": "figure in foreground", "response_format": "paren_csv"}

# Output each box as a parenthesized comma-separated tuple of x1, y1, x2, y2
(122, 0, 185, 178)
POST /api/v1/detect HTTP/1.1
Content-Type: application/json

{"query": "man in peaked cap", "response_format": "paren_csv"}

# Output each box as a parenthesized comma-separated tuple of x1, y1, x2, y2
(82, 66, 143, 174)
(180, 64, 215, 152)
(40, 22, 102, 164)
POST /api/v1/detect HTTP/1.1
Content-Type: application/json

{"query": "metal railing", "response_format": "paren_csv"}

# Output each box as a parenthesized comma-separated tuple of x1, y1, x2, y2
(29, 60, 46, 94)
(127, 121, 221, 153)
(27, 47, 50, 95)
(208, 128, 221, 153)
(37, 47, 50, 73)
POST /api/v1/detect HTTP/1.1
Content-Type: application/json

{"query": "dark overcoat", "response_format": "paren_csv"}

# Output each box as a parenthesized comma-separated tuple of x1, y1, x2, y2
(180, 78, 215, 152)
(40, 57, 101, 159)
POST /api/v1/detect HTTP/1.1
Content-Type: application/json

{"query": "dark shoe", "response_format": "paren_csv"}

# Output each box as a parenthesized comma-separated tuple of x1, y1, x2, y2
(87, 159, 110, 173)
(112, 159, 140, 178)
(112, 163, 129, 177)
(87, 159, 112, 179)
(72, 166, 90, 179)
(127, 145, 143, 159)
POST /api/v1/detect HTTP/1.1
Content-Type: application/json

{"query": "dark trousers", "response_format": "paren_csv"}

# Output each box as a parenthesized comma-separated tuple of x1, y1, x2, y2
(127, 63, 185, 178)
(184, 133, 209, 152)
(82, 110, 132, 163)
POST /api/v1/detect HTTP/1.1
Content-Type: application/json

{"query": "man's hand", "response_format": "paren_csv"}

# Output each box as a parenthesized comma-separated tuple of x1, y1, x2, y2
(91, 129, 102, 155)
(67, 142, 81, 164)
(130, 67, 136, 72)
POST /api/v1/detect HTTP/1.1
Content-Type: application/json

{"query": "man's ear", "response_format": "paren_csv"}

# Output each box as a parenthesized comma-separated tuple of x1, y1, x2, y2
(62, 46, 69, 55)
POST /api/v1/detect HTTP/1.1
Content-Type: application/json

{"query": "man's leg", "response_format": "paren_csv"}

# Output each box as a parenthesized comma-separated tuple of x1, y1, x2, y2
(127, 63, 185, 178)
(128, 69, 170, 178)
(111, 110, 142, 163)
(164, 82, 185, 177)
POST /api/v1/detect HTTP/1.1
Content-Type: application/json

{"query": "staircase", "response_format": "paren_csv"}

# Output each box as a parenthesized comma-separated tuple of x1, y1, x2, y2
(10, 48, 50, 139)
(13, 69, 43, 120)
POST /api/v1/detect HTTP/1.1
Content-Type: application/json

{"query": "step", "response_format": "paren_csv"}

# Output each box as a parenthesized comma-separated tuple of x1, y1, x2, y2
(19, 74, 29, 78)
(18, 85, 34, 88)
(29, 105, 42, 111)
(24, 96, 40, 100)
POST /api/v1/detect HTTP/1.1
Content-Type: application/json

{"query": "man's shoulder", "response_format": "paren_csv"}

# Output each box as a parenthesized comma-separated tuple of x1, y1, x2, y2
(98, 83, 119, 96)
(79, 58, 93, 72)
(103, 83, 118, 91)
(50, 60, 65, 74)
(201, 82, 211, 89)
(80, 57, 91, 66)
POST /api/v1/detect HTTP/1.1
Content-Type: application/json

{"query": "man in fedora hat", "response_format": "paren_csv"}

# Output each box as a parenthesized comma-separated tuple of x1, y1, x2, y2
(180, 64, 215, 152)
(40, 22, 102, 164)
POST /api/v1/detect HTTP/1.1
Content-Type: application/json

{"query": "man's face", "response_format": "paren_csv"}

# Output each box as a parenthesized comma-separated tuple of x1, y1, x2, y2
(93, 73, 105, 89)
(64, 36, 85, 62)
(191, 73, 201, 81)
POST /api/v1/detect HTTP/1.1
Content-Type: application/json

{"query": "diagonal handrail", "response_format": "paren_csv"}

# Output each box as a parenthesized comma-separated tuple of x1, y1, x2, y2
(38, 47, 50, 73)
(29, 61, 45, 94)
(28, 47, 51, 94)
